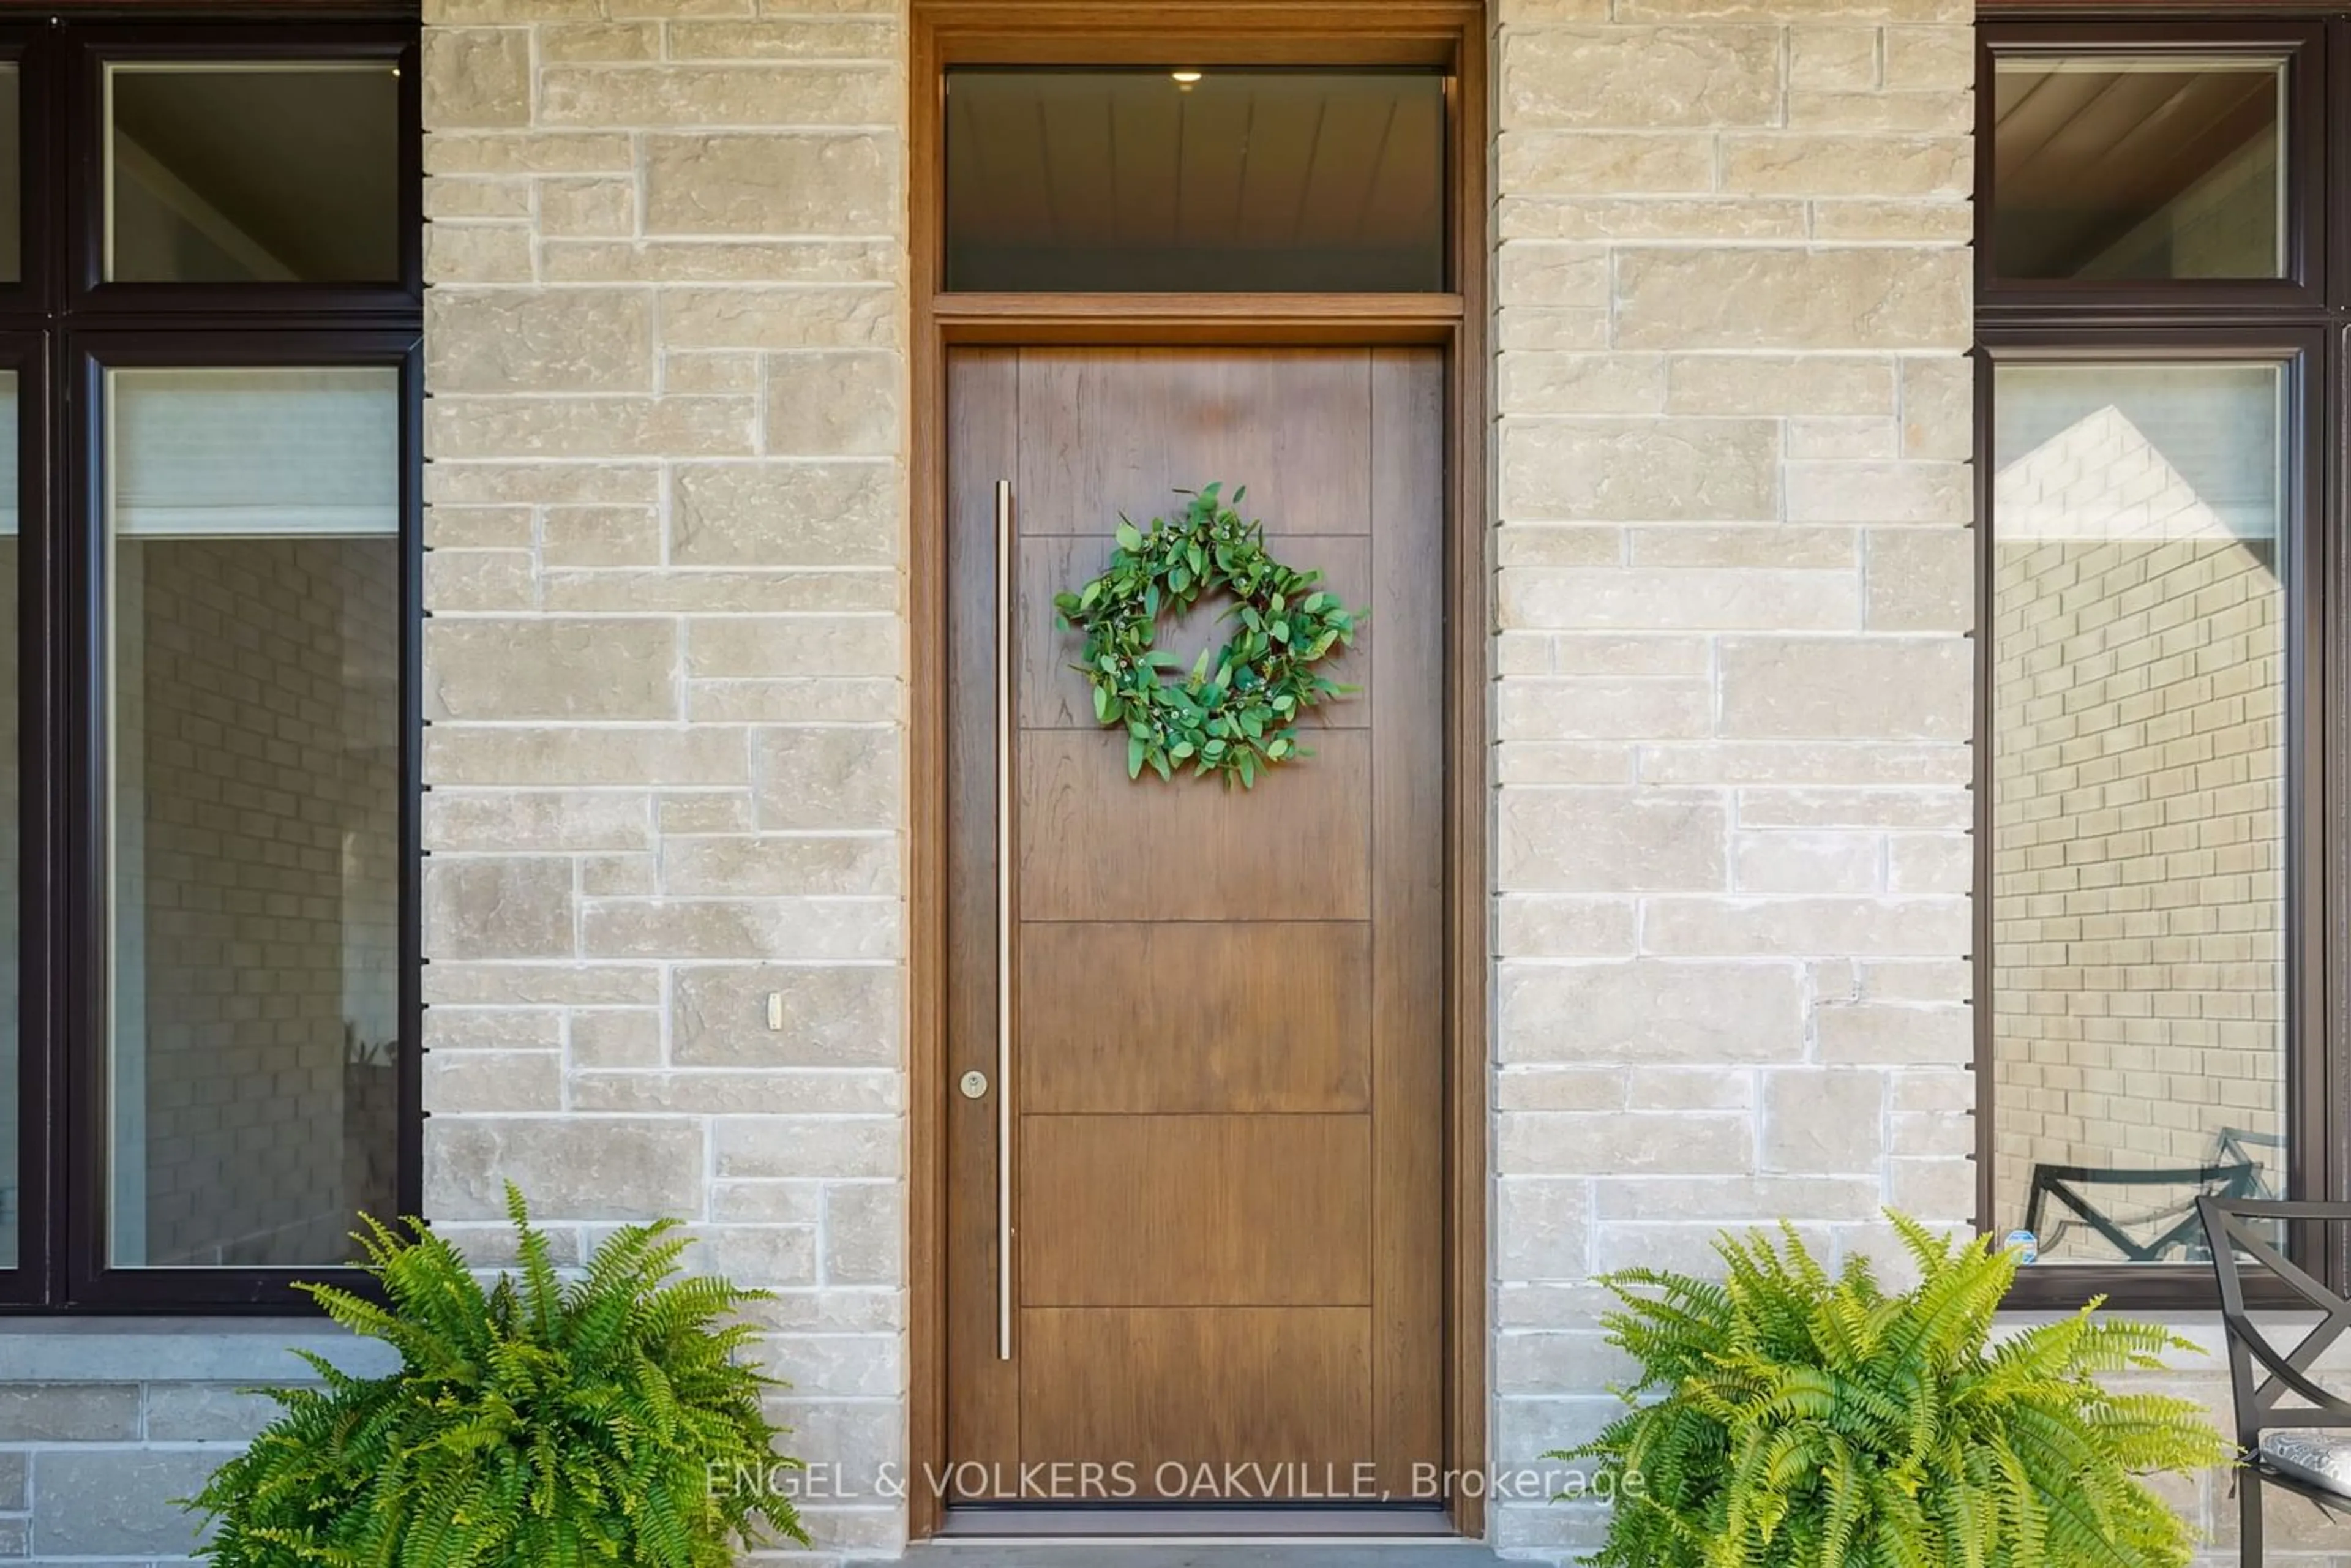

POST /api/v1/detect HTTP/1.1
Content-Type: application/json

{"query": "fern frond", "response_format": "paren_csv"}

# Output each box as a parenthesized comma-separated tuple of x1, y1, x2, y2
(1549, 1210, 2227, 1568)
(186, 1190, 808, 1568)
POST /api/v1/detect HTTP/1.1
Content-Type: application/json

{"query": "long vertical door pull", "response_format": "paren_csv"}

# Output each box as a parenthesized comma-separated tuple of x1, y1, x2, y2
(994, 479, 1016, 1362)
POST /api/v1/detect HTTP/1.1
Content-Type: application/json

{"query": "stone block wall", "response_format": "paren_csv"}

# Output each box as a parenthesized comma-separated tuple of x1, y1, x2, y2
(417, 4, 909, 1558)
(1485, 0, 1978, 1556)
(0, 1324, 398, 1566)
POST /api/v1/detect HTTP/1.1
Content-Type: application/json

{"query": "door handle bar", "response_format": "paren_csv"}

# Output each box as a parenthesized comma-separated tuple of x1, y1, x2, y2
(994, 478, 1015, 1362)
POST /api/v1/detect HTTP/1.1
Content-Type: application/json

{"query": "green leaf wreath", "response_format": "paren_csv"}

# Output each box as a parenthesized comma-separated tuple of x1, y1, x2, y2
(186, 1185, 807, 1568)
(1054, 482, 1364, 787)
(1554, 1213, 2231, 1568)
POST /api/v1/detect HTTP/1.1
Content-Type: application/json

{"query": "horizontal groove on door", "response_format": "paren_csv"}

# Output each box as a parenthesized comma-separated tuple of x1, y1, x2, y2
(1020, 922, 1373, 1114)
(1021, 1114, 1371, 1305)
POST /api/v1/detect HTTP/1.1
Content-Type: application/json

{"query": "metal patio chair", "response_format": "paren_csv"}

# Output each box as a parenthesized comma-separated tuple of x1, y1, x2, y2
(2025, 1159, 2259, 1262)
(2218, 1126, 2290, 1199)
(2197, 1196, 2351, 1563)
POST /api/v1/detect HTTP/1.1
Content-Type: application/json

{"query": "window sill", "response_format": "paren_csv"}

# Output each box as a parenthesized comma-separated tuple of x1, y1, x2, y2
(0, 1318, 397, 1383)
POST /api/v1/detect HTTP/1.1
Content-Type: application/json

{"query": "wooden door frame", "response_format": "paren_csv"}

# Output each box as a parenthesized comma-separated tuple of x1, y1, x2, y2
(906, 0, 1491, 1541)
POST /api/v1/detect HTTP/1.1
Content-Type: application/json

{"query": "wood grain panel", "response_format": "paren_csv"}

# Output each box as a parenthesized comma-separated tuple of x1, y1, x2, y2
(934, 293, 1463, 345)
(1016, 532, 1371, 730)
(1021, 1114, 1370, 1305)
(1014, 348, 1373, 536)
(942, 348, 1020, 1476)
(941, 340, 1455, 1525)
(1017, 727, 1371, 922)
(1368, 347, 1447, 1484)
(1019, 921, 1371, 1114)
(1016, 1308, 1373, 1497)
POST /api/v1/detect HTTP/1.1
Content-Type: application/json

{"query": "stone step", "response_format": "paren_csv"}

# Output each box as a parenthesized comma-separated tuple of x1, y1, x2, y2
(861, 1545, 1510, 1567)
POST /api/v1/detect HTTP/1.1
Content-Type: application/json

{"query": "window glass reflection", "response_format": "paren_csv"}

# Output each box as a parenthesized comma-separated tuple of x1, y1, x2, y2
(107, 367, 399, 1267)
(947, 69, 1447, 292)
(1993, 57, 2285, 280)
(1992, 362, 2288, 1264)
(0, 372, 17, 1267)
(108, 64, 399, 283)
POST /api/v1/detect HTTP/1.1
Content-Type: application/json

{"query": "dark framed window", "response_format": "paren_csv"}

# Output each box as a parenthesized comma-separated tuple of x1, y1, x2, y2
(69, 23, 419, 310)
(1982, 22, 2323, 307)
(1978, 16, 2342, 1310)
(0, 18, 419, 1312)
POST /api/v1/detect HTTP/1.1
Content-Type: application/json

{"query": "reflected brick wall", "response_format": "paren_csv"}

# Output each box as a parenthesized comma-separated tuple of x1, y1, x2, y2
(1990, 536, 2287, 1255)
(116, 536, 399, 1266)
(0, 539, 14, 1266)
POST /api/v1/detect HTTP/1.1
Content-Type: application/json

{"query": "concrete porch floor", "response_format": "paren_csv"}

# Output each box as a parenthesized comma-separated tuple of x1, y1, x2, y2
(864, 1548, 1507, 1566)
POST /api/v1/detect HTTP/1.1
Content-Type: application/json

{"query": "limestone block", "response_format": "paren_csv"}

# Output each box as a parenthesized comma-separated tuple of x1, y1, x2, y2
(540, 64, 895, 127)
(1495, 132, 1715, 195)
(766, 350, 902, 454)
(538, 176, 639, 237)
(1761, 1068, 1889, 1172)
(643, 133, 899, 235)
(1718, 635, 1971, 738)
(425, 618, 678, 721)
(1617, 247, 1970, 350)
(1719, 133, 1970, 197)
(1502, 26, 1781, 129)
(1499, 417, 1779, 522)
(751, 726, 902, 829)
(1498, 786, 1728, 891)
(427, 287, 654, 394)
(1865, 525, 1973, 632)
(1497, 1177, 1593, 1279)
(677, 964, 902, 1071)
(422, 27, 531, 129)
(671, 462, 898, 566)
(1498, 959, 1805, 1062)
(426, 1117, 707, 1220)
(424, 857, 577, 959)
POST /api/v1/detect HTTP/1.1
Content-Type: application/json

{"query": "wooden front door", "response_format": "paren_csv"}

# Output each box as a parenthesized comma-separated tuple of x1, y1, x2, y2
(943, 347, 1446, 1506)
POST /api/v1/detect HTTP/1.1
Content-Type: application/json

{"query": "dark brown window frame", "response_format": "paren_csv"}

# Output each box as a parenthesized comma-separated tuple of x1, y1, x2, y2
(1980, 20, 2323, 307)
(1977, 12, 2346, 1311)
(0, 13, 422, 1313)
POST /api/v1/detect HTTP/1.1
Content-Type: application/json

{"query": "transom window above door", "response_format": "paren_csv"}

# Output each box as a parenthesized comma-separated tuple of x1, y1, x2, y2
(943, 68, 1449, 293)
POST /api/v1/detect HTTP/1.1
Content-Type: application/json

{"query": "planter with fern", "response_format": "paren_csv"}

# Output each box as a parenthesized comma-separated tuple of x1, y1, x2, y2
(187, 1187, 807, 1568)
(1556, 1214, 2231, 1568)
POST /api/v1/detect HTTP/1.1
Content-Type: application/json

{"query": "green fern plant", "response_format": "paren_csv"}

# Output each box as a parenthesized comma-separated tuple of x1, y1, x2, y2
(187, 1186, 808, 1568)
(1554, 1213, 2230, 1568)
